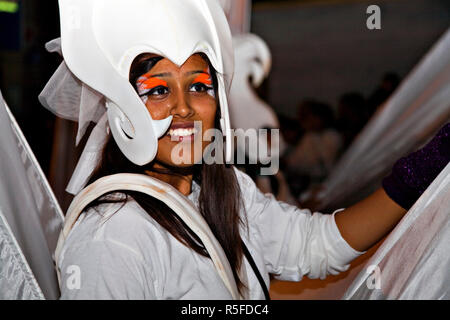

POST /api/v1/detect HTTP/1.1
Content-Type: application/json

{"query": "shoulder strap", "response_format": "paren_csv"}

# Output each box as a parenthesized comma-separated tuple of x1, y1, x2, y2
(242, 242, 271, 300)
(54, 173, 241, 299)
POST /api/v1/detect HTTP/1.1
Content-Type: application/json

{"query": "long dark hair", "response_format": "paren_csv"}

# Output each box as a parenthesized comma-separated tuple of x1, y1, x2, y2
(84, 53, 247, 294)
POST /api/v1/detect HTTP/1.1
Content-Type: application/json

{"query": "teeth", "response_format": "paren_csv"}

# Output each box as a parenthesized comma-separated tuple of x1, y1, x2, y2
(169, 127, 197, 137)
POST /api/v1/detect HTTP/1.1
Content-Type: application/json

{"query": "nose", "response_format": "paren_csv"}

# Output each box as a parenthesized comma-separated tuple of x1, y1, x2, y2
(170, 89, 194, 119)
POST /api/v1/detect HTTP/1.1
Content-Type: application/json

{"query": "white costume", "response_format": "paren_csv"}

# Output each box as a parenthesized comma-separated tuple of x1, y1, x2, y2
(57, 168, 363, 299)
(40, 0, 363, 300)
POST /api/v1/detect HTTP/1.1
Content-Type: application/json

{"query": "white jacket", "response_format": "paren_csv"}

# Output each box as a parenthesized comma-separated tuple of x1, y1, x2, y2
(57, 168, 363, 299)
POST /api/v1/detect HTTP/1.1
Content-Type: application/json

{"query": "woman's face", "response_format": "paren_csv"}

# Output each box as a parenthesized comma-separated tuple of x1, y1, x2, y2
(132, 53, 218, 168)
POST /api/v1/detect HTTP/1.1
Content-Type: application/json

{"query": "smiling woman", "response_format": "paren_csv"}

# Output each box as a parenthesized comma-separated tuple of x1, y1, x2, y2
(75, 48, 252, 294)
(80, 51, 249, 297)
(128, 53, 218, 169)
(38, 0, 449, 301)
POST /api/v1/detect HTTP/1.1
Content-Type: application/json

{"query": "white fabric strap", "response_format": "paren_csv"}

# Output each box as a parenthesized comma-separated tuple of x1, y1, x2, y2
(54, 173, 241, 300)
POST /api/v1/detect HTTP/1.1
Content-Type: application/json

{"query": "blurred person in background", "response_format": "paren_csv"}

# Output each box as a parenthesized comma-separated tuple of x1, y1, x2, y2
(366, 72, 400, 117)
(278, 113, 302, 156)
(284, 100, 342, 191)
(336, 92, 368, 149)
(276, 114, 309, 198)
(241, 126, 298, 206)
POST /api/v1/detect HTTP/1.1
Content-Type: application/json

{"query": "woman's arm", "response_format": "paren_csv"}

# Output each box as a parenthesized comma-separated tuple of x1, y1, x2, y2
(336, 123, 449, 252)
(236, 167, 364, 281)
(335, 188, 406, 252)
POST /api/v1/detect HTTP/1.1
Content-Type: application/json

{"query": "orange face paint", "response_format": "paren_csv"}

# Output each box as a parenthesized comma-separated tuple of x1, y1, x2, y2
(136, 73, 169, 103)
(137, 74, 168, 92)
(193, 71, 212, 86)
(191, 68, 214, 97)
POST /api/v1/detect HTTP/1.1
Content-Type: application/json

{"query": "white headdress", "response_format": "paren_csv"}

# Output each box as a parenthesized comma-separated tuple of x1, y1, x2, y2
(39, 0, 234, 194)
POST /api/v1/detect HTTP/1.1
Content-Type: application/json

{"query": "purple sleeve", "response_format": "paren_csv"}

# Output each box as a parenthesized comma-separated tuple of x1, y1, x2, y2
(382, 123, 450, 210)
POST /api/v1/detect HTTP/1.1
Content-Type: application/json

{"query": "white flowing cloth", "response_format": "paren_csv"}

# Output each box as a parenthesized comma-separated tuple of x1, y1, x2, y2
(0, 91, 64, 299)
(316, 28, 450, 210)
(343, 162, 450, 299)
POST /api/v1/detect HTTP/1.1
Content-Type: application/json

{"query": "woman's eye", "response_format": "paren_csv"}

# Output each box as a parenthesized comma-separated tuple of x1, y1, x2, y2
(190, 82, 212, 93)
(148, 86, 169, 96)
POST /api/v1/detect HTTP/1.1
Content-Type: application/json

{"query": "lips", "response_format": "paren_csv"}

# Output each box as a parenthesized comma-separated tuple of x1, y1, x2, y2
(170, 121, 195, 129)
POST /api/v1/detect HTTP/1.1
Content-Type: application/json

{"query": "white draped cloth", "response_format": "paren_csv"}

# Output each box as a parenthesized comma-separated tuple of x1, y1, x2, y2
(343, 162, 450, 299)
(0, 91, 64, 299)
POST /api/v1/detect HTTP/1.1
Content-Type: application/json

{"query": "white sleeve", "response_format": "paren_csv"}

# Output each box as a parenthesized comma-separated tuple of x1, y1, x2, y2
(236, 169, 365, 281)
(59, 239, 157, 300)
